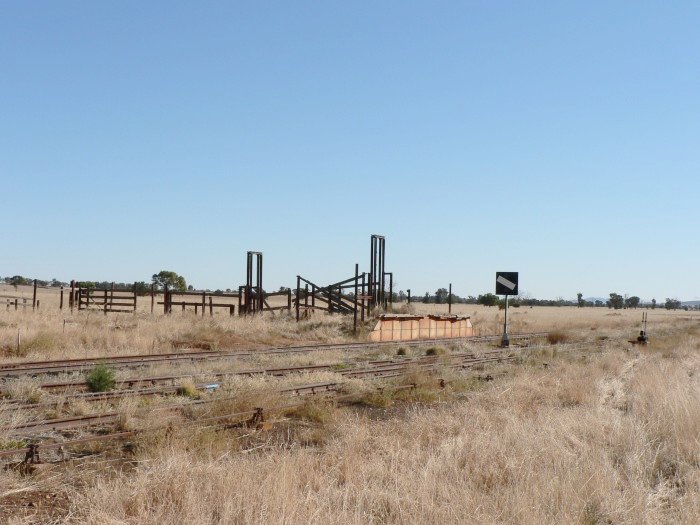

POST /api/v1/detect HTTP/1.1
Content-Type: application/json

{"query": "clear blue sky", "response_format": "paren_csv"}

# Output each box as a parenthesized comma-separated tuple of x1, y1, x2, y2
(2, 2, 698, 301)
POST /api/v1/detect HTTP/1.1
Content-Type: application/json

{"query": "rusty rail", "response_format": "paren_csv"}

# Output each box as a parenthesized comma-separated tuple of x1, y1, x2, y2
(0, 332, 549, 378)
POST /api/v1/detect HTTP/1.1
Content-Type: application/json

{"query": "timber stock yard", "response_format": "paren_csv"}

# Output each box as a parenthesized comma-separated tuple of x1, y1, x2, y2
(1, 233, 699, 523)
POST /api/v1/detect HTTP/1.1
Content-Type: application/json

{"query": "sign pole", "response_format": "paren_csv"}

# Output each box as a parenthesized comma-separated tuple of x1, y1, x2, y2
(501, 295, 509, 347)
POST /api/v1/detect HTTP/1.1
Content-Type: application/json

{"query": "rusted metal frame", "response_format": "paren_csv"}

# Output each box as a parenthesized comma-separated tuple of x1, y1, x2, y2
(353, 264, 359, 332)
(257, 252, 263, 313)
(380, 236, 386, 307)
(164, 285, 170, 314)
(307, 288, 353, 313)
(244, 252, 252, 315)
(69, 280, 75, 312)
(244, 251, 264, 314)
(384, 271, 393, 309)
(361, 272, 366, 322)
(168, 290, 240, 298)
(109, 282, 115, 313)
(295, 275, 300, 322)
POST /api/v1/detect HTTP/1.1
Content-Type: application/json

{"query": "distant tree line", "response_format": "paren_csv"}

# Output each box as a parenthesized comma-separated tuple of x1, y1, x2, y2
(2, 275, 695, 310)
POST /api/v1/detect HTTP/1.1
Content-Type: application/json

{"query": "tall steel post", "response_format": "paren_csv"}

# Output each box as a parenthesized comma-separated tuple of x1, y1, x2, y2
(501, 296, 510, 347)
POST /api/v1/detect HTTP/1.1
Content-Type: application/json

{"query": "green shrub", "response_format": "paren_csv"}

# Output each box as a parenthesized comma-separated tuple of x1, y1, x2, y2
(425, 346, 447, 356)
(85, 364, 116, 392)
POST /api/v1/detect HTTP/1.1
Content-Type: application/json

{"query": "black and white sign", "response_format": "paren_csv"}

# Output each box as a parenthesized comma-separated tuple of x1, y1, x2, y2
(495, 272, 518, 296)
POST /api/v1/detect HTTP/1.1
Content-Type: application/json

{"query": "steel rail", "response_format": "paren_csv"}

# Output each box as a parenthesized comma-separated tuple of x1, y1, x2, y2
(8, 349, 514, 406)
(1, 351, 517, 437)
(0, 332, 548, 378)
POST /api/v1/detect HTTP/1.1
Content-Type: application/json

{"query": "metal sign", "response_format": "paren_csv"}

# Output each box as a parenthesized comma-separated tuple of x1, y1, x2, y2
(495, 272, 518, 296)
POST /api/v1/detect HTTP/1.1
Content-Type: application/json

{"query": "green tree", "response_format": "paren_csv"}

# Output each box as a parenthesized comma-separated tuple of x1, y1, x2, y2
(434, 288, 449, 304)
(664, 298, 681, 310)
(152, 270, 187, 291)
(477, 293, 499, 307)
(608, 293, 624, 310)
(651, 298, 656, 309)
(625, 296, 640, 309)
(133, 281, 151, 294)
(8, 275, 31, 289)
(422, 292, 430, 304)
(577, 292, 584, 307)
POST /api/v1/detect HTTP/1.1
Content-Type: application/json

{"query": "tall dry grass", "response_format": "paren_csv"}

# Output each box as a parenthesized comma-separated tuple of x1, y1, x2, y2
(1, 289, 699, 524)
(2, 285, 697, 362)
(56, 333, 699, 524)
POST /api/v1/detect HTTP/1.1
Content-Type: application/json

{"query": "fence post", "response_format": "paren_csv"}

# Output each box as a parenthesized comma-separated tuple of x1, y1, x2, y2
(295, 276, 300, 322)
(202, 291, 206, 318)
(133, 282, 138, 314)
(32, 279, 37, 310)
(389, 273, 393, 308)
(353, 264, 358, 333)
(69, 280, 75, 313)
(103, 289, 108, 315)
(60, 286, 64, 310)
(150, 284, 155, 314)
(448, 283, 452, 314)
(361, 273, 366, 322)
(209, 296, 213, 317)
(164, 285, 169, 314)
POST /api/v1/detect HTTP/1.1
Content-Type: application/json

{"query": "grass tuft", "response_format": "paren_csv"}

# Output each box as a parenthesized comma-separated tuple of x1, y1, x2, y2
(85, 364, 116, 392)
(547, 331, 569, 345)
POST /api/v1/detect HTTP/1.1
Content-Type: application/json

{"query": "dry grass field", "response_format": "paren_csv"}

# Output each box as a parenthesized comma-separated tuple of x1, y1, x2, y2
(1, 284, 699, 524)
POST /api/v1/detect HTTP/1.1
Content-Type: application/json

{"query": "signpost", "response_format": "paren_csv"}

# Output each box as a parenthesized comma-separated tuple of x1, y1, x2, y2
(496, 272, 518, 347)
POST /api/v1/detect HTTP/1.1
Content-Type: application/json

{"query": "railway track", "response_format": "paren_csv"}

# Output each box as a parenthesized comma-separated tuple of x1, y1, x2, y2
(1, 350, 517, 437)
(34, 348, 508, 393)
(0, 336, 608, 463)
(0, 332, 548, 378)
(3, 349, 515, 410)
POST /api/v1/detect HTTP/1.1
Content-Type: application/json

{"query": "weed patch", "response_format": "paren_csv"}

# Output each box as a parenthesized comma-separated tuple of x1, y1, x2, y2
(85, 364, 116, 392)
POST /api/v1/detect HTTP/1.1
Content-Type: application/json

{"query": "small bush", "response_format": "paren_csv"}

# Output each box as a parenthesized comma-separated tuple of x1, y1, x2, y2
(85, 364, 116, 392)
(176, 380, 200, 399)
(547, 331, 569, 345)
(426, 346, 448, 356)
(0, 439, 27, 450)
(396, 347, 407, 356)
